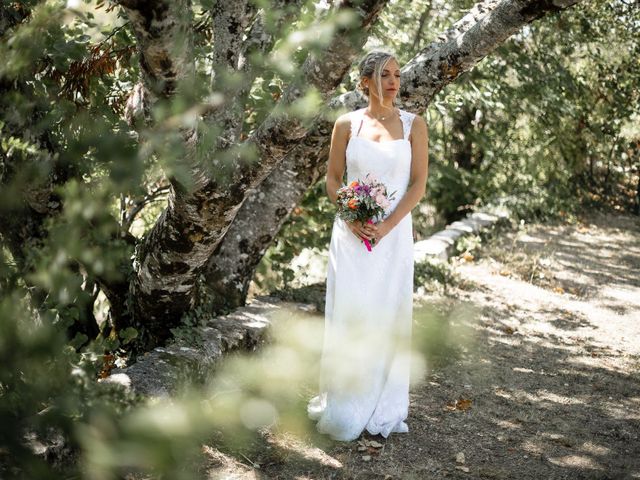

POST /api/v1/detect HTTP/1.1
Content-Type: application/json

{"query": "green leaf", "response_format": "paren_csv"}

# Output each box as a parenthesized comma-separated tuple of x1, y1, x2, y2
(119, 327, 138, 345)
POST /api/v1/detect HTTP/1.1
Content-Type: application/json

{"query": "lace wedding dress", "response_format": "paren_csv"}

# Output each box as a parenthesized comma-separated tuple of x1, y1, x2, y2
(307, 107, 416, 441)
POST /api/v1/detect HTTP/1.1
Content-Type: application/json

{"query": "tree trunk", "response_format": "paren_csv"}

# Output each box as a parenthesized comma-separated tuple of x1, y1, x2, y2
(120, 0, 391, 349)
(202, 0, 584, 314)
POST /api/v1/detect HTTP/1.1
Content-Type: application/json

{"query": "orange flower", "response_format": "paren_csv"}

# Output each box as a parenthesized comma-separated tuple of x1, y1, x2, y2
(349, 180, 359, 188)
(348, 198, 358, 209)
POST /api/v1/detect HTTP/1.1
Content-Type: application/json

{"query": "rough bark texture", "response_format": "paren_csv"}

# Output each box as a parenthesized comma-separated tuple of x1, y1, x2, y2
(246, 0, 391, 163)
(203, 0, 307, 151)
(120, 0, 390, 348)
(205, 0, 254, 150)
(202, 95, 356, 314)
(0, 2, 30, 37)
(400, 0, 581, 113)
(116, 0, 200, 347)
(119, 0, 195, 100)
(203, 0, 583, 313)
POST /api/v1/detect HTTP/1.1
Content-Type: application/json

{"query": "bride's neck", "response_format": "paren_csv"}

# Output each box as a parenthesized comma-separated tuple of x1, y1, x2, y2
(366, 101, 396, 118)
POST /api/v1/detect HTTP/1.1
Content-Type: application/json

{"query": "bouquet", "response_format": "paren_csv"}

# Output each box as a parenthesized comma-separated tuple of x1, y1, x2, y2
(335, 173, 396, 252)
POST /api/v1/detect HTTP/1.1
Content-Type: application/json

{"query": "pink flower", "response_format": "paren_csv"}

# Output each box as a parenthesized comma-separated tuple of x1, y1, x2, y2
(365, 173, 378, 183)
(376, 193, 390, 209)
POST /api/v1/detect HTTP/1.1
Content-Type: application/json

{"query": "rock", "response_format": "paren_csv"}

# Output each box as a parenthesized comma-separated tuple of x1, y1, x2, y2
(414, 209, 509, 262)
(102, 295, 284, 397)
(455, 452, 465, 464)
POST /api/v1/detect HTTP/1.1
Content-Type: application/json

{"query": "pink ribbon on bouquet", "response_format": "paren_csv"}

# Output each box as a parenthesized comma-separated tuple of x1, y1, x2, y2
(362, 218, 375, 252)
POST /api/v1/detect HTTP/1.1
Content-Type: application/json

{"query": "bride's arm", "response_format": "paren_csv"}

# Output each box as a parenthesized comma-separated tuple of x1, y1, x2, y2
(326, 115, 350, 206)
(379, 115, 429, 234)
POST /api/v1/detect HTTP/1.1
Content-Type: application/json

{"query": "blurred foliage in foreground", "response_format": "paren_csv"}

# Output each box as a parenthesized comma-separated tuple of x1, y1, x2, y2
(2, 285, 473, 478)
(74, 304, 473, 479)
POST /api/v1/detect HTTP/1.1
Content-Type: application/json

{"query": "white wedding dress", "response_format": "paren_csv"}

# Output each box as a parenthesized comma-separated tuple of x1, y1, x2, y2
(307, 107, 416, 441)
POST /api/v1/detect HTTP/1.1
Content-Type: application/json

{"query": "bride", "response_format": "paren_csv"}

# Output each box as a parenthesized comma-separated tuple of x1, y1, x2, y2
(307, 49, 429, 442)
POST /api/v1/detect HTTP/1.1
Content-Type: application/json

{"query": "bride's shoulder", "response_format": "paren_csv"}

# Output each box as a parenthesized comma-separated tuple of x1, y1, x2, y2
(334, 111, 351, 126)
(333, 109, 360, 136)
(400, 109, 427, 126)
(336, 108, 363, 124)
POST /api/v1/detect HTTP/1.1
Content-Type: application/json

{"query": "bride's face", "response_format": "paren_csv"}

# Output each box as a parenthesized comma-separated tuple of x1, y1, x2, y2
(363, 58, 400, 102)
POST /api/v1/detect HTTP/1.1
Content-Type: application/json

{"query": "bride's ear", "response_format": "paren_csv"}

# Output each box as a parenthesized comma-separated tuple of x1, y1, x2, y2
(358, 79, 369, 96)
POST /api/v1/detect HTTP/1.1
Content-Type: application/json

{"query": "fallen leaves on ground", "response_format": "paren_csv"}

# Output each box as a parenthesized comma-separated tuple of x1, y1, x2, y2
(99, 354, 116, 378)
(445, 397, 473, 411)
(356, 438, 385, 460)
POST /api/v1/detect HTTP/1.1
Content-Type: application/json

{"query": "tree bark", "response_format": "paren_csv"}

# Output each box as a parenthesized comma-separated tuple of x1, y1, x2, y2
(202, 0, 584, 313)
(120, 0, 390, 348)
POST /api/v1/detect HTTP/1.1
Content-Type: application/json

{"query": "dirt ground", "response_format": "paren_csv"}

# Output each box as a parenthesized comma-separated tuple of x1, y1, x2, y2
(201, 208, 640, 479)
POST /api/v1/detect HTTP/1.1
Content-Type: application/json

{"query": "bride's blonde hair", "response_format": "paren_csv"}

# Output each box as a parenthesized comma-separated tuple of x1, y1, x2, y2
(356, 49, 398, 110)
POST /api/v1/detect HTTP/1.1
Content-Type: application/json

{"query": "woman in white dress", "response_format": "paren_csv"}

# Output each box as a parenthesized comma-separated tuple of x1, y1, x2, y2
(307, 50, 429, 442)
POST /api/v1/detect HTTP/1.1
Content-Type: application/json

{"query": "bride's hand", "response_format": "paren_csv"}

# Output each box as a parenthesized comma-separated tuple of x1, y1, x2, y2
(371, 220, 391, 247)
(346, 219, 377, 242)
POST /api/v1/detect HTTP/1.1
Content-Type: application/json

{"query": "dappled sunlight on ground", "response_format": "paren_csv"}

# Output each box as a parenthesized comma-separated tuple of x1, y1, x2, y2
(199, 210, 640, 479)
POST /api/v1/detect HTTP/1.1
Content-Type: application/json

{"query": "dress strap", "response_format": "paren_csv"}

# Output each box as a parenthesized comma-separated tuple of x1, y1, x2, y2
(400, 109, 416, 141)
(350, 108, 365, 139)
